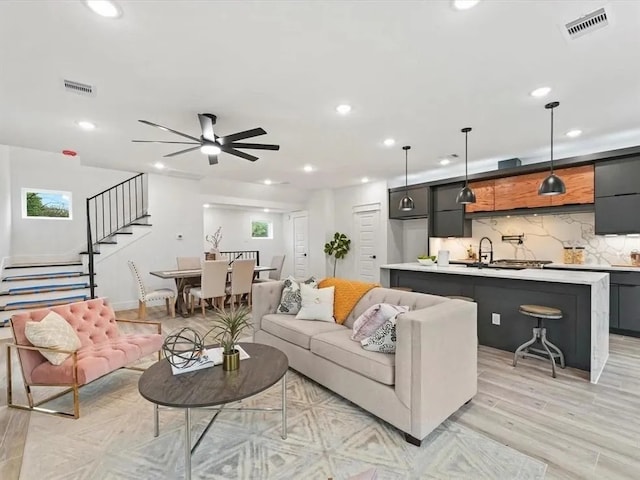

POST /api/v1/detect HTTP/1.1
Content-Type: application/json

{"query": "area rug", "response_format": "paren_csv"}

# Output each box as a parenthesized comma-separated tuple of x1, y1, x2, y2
(20, 369, 546, 479)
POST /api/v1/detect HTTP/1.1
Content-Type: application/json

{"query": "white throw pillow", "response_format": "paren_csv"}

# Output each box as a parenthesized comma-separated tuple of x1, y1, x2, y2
(361, 313, 400, 354)
(24, 311, 82, 365)
(277, 276, 317, 314)
(296, 285, 335, 322)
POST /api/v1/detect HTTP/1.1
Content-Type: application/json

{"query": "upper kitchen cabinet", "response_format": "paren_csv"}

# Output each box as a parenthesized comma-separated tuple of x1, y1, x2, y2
(551, 165, 594, 206)
(430, 183, 471, 237)
(494, 172, 551, 210)
(388, 186, 429, 219)
(465, 180, 494, 213)
(595, 157, 640, 234)
(595, 157, 640, 198)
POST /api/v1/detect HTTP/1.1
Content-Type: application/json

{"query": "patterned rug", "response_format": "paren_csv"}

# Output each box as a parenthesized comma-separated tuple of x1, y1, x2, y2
(20, 369, 547, 479)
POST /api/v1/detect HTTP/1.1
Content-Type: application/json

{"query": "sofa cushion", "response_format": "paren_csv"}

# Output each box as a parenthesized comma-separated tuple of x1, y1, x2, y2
(261, 314, 346, 350)
(361, 314, 399, 354)
(24, 311, 82, 365)
(351, 303, 408, 342)
(310, 329, 395, 385)
(296, 285, 335, 322)
(29, 333, 163, 386)
(276, 276, 317, 315)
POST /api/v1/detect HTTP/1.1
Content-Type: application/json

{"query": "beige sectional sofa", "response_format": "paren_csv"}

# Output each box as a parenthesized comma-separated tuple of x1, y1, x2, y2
(252, 282, 477, 445)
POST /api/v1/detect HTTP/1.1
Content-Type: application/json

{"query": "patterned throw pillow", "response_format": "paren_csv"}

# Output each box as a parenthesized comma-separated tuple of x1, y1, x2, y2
(296, 285, 335, 322)
(24, 311, 82, 365)
(361, 313, 400, 354)
(277, 276, 317, 314)
(350, 303, 409, 341)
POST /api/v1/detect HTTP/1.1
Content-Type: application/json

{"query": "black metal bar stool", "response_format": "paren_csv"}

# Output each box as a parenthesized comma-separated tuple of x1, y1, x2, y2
(513, 304, 566, 378)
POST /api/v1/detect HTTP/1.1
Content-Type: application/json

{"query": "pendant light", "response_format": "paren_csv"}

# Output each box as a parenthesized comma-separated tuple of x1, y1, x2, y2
(456, 127, 476, 204)
(399, 145, 415, 211)
(538, 101, 566, 196)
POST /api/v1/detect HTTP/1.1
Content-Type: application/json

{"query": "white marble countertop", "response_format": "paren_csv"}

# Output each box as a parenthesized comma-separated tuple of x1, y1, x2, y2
(545, 263, 640, 273)
(380, 263, 609, 286)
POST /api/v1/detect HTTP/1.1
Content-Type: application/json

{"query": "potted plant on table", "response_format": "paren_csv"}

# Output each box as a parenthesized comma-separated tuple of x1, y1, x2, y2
(207, 306, 251, 371)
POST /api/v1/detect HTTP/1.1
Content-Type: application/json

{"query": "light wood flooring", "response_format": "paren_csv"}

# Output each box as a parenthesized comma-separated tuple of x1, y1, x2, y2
(1, 306, 640, 479)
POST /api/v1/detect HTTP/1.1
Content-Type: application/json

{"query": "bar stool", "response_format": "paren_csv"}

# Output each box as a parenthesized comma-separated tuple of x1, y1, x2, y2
(513, 304, 565, 378)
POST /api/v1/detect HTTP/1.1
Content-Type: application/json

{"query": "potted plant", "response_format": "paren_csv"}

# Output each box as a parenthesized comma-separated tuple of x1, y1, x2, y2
(205, 226, 223, 259)
(324, 232, 351, 277)
(206, 306, 251, 371)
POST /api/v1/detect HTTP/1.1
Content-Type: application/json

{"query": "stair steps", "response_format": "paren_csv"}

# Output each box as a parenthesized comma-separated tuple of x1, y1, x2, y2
(5, 261, 83, 269)
(0, 294, 90, 312)
(1, 283, 94, 296)
(2, 271, 90, 282)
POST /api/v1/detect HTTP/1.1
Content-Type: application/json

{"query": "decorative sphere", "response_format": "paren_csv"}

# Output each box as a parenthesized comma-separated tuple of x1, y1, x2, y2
(162, 327, 205, 368)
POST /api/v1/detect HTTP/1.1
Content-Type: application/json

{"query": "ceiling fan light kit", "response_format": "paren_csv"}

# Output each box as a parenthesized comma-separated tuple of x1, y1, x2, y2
(538, 101, 566, 196)
(133, 113, 280, 166)
(456, 127, 476, 204)
(399, 145, 415, 212)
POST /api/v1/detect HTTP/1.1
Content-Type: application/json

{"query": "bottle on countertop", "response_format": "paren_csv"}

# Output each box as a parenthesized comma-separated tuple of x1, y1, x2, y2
(466, 244, 477, 260)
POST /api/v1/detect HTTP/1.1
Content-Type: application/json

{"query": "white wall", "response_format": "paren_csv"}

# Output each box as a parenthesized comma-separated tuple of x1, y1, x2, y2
(0, 146, 11, 267)
(402, 218, 429, 262)
(306, 189, 335, 279)
(203, 206, 286, 277)
(8, 146, 132, 258)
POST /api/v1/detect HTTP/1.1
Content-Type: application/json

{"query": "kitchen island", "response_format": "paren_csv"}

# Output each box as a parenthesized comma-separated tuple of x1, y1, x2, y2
(380, 263, 610, 383)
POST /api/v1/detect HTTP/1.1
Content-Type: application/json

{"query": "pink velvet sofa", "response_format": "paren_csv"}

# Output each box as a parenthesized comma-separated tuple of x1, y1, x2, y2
(7, 297, 163, 418)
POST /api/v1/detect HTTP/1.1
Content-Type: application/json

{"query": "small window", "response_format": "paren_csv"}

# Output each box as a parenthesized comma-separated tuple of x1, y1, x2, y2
(22, 188, 73, 220)
(251, 219, 273, 239)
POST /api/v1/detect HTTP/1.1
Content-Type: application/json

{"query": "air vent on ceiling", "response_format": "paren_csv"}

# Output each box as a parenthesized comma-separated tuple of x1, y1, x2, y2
(565, 7, 609, 39)
(63, 79, 96, 96)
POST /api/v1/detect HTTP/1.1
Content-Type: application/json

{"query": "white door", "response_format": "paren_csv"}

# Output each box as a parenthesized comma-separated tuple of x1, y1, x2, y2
(293, 214, 309, 278)
(354, 209, 381, 282)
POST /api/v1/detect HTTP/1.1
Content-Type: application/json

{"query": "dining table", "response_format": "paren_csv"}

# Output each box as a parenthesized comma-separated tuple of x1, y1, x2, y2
(150, 265, 276, 317)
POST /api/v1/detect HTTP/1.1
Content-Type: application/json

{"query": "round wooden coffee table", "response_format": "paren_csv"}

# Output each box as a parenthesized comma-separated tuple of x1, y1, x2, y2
(138, 343, 288, 480)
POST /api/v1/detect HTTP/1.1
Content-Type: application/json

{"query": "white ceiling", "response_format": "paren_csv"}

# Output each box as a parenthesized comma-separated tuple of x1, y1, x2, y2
(1, 0, 639, 190)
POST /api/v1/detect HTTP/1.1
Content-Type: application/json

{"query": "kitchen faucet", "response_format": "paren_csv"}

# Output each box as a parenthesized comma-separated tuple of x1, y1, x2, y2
(478, 237, 494, 265)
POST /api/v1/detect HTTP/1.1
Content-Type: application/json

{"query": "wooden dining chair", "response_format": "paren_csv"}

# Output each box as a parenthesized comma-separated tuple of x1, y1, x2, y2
(189, 260, 228, 317)
(176, 257, 201, 270)
(128, 260, 176, 319)
(226, 259, 256, 308)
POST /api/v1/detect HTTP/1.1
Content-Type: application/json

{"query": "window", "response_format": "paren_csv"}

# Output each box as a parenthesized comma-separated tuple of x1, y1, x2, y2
(251, 219, 273, 239)
(22, 188, 72, 220)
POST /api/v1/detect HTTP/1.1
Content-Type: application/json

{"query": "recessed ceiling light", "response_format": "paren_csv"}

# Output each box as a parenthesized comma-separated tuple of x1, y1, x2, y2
(76, 120, 96, 130)
(566, 129, 582, 138)
(452, 0, 480, 10)
(153, 162, 165, 170)
(203, 203, 210, 208)
(383, 138, 396, 147)
(439, 158, 451, 166)
(200, 144, 221, 155)
(84, 0, 122, 18)
(336, 104, 352, 115)
(303, 165, 314, 173)
(263, 208, 270, 213)
(361, 177, 369, 183)
(530, 86, 551, 98)
(264, 179, 272, 185)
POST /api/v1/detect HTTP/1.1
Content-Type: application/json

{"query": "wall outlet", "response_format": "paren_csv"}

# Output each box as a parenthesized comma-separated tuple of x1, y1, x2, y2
(492, 313, 501, 325)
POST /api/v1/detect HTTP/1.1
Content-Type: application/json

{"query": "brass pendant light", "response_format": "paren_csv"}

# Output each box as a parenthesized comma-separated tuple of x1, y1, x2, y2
(538, 101, 566, 196)
(399, 146, 415, 211)
(456, 127, 476, 204)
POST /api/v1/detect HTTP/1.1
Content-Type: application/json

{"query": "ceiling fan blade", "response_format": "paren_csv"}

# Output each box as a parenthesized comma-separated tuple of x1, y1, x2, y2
(227, 142, 280, 151)
(208, 155, 219, 165)
(132, 140, 199, 144)
(221, 146, 259, 162)
(219, 128, 267, 145)
(163, 146, 202, 158)
(138, 120, 201, 142)
(198, 114, 216, 142)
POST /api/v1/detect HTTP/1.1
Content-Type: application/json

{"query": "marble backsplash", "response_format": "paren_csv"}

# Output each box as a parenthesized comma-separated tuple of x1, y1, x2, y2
(429, 212, 640, 265)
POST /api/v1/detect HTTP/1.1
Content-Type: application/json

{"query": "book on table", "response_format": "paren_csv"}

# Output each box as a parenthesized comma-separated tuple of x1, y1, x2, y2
(170, 345, 250, 375)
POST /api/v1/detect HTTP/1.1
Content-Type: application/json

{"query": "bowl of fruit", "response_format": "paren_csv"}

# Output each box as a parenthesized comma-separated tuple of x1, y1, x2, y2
(417, 255, 437, 266)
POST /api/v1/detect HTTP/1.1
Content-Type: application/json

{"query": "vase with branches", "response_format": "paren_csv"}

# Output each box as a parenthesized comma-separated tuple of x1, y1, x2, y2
(206, 227, 223, 257)
(324, 232, 351, 277)
(205, 306, 251, 370)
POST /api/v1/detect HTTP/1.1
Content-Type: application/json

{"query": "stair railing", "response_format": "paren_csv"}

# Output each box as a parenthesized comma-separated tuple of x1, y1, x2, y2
(86, 173, 148, 298)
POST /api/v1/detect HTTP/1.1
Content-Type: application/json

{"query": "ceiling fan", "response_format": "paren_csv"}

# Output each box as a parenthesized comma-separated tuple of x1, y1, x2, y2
(132, 113, 280, 165)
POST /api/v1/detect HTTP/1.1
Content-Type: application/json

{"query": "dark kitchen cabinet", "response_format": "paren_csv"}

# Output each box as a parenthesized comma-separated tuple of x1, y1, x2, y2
(619, 285, 640, 331)
(610, 284, 619, 329)
(595, 157, 640, 198)
(595, 194, 640, 234)
(430, 183, 471, 237)
(389, 186, 429, 219)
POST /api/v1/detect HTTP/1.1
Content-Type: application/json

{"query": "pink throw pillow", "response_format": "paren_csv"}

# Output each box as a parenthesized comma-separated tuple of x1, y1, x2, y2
(351, 303, 409, 341)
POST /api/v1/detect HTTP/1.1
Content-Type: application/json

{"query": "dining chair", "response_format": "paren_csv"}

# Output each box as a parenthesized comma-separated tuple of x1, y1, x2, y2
(226, 259, 256, 308)
(189, 260, 228, 317)
(176, 257, 201, 270)
(254, 254, 285, 283)
(128, 260, 176, 319)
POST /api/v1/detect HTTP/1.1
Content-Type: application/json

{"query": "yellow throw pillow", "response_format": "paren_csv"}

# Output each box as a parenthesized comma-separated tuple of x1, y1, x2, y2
(24, 311, 82, 365)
